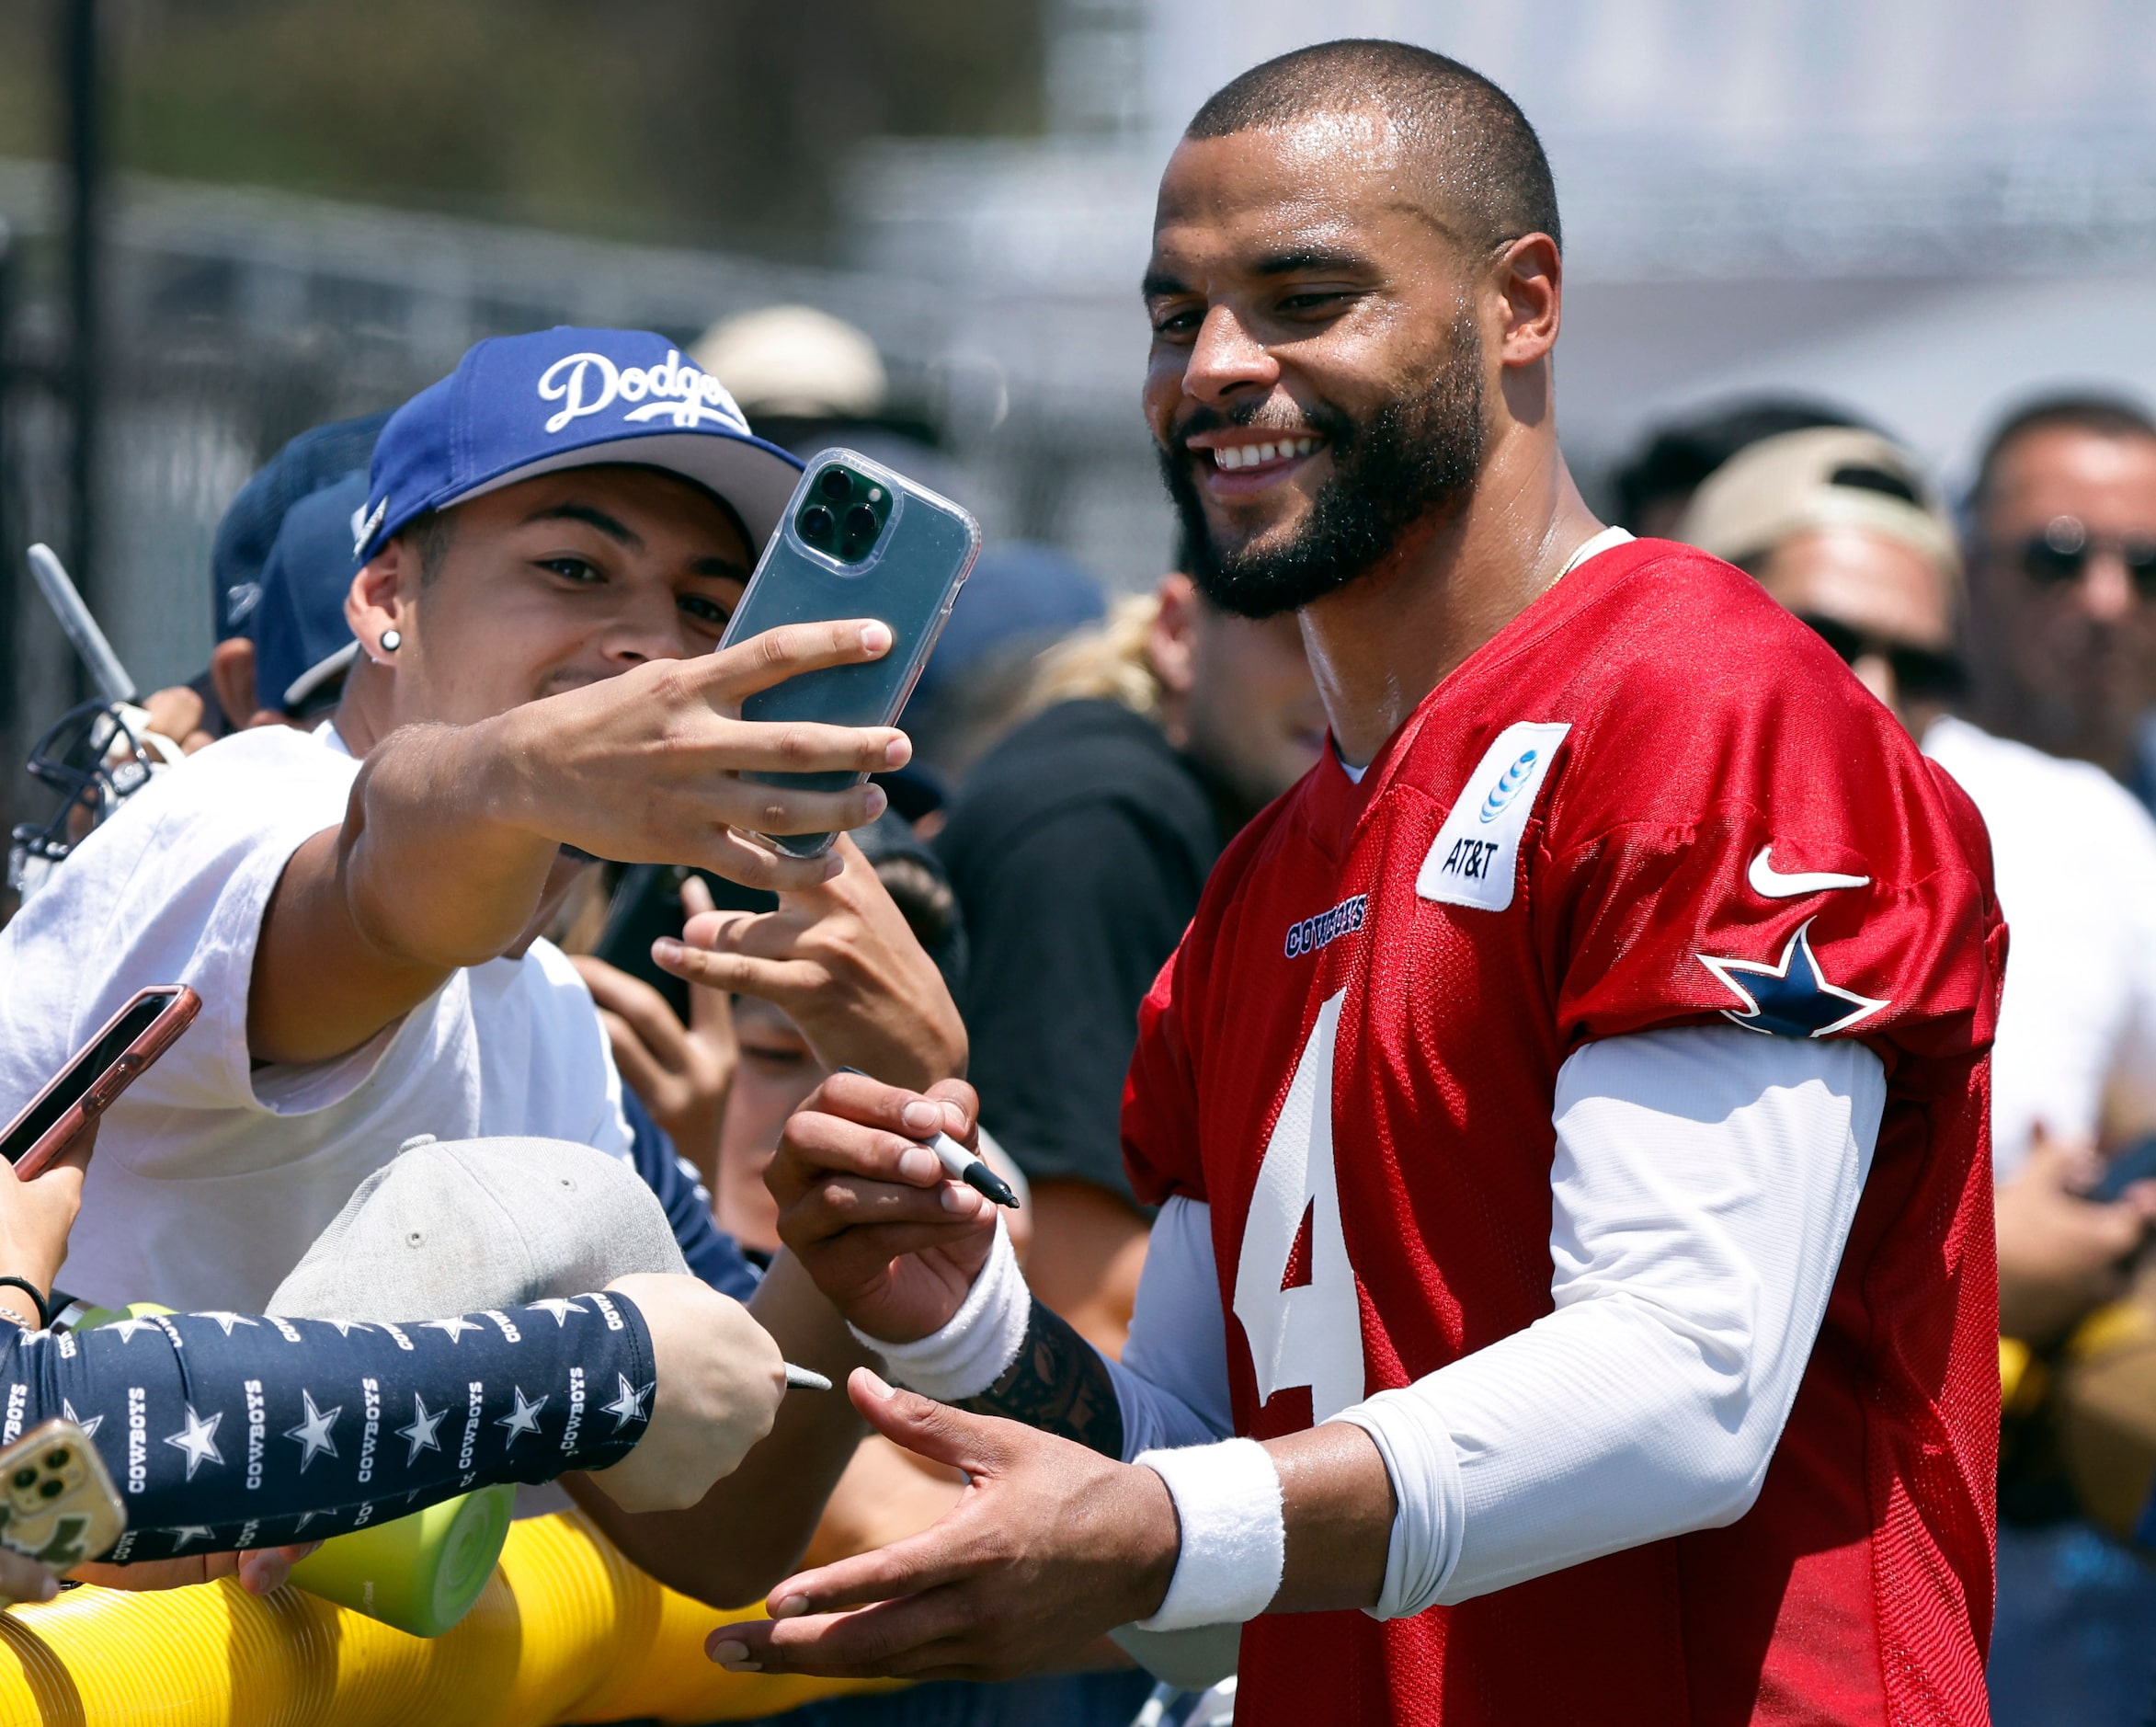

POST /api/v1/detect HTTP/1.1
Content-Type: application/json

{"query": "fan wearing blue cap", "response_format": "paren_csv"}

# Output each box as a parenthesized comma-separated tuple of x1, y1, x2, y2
(0, 328, 955, 1578)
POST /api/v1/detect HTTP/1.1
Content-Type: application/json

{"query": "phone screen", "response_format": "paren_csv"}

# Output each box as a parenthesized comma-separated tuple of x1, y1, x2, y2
(0, 993, 174, 1164)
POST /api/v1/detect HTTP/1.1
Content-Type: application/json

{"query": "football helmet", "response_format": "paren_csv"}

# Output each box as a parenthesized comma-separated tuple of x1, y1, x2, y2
(9, 699, 177, 897)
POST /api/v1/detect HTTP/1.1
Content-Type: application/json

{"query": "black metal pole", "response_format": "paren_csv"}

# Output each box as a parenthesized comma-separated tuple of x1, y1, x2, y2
(0, 218, 17, 806)
(62, 0, 103, 645)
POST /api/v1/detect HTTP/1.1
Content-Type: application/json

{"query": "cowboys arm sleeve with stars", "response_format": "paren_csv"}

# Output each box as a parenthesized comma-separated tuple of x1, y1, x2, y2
(0, 1295, 656, 1562)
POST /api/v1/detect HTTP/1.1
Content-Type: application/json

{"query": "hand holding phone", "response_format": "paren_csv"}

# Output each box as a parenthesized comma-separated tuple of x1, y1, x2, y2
(717, 450, 979, 858)
(0, 1419, 125, 1573)
(0, 986, 199, 1179)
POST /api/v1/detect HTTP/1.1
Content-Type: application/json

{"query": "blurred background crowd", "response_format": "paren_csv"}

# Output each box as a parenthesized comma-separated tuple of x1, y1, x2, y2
(5, 4, 2156, 1725)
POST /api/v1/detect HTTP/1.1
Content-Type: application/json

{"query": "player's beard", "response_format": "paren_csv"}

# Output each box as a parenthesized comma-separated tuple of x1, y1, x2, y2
(1160, 310, 1487, 620)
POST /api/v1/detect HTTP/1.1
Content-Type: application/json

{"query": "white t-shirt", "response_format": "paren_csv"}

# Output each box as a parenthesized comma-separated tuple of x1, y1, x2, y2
(1922, 715, 2156, 1175)
(0, 723, 629, 1311)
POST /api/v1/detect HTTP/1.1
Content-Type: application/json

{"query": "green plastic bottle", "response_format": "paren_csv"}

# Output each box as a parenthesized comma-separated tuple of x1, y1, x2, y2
(285, 1483, 514, 1638)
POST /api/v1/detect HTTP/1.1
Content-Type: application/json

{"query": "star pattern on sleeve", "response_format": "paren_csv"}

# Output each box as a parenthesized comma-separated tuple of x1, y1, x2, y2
(601, 1374, 654, 1431)
(163, 1405, 224, 1480)
(27, 1288, 656, 1542)
(283, 1390, 342, 1472)
(395, 1393, 446, 1466)
(496, 1387, 547, 1448)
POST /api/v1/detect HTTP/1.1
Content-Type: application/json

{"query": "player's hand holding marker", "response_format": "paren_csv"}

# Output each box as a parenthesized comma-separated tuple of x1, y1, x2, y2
(766, 1071, 998, 1344)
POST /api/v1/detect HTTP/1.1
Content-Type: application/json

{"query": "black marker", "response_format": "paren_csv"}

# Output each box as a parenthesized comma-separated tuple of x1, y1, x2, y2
(928, 1130, 1021, 1209)
(834, 1067, 1021, 1209)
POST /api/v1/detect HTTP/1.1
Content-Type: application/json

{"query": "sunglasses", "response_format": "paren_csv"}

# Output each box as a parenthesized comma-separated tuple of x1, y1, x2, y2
(1796, 614, 1967, 702)
(2013, 515, 2156, 596)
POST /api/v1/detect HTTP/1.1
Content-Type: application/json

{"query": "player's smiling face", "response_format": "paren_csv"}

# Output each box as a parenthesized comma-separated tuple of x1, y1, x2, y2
(1142, 109, 1489, 616)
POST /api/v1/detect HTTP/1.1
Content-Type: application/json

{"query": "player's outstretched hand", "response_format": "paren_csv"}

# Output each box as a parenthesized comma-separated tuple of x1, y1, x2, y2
(485, 617, 910, 893)
(587, 1274, 787, 1513)
(769, 1073, 996, 1344)
(707, 1369, 1177, 1681)
(656, 834, 967, 1092)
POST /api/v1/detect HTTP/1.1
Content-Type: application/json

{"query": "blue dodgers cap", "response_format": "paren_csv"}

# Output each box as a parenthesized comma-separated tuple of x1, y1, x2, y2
(253, 471, 368, 714)
(357, 327, 804, 562)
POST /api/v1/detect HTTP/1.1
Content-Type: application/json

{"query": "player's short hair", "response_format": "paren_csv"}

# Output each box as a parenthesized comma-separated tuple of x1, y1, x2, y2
(1185, 40, 1560, 255)
(1971, 392, 2156, 515)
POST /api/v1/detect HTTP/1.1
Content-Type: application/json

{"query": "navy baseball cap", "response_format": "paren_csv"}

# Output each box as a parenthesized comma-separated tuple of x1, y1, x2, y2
(356, 327, 804, 563)
(213, 411, 391, 640)
(253, 470, 369, 715)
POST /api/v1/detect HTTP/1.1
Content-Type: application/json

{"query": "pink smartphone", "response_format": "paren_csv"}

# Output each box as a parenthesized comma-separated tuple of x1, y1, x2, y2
(0, 986, 200, 1177)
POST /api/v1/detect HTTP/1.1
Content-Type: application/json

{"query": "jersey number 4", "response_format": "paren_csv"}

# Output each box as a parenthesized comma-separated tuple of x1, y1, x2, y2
(1232, 989, 1366, 1424)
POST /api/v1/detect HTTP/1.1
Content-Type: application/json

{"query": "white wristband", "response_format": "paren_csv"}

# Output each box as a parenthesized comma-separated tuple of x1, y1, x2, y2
(1134, 1436, 1284, 1631)
(849, 1217, 1029, 1402)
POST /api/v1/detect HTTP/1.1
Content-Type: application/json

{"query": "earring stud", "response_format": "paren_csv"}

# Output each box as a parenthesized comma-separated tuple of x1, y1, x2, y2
(380, 629, 402, 653)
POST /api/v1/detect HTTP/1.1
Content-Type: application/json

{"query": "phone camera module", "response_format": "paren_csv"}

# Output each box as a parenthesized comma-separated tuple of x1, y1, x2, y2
(800, 505, 837, 543)
(818, 469, 852, 503)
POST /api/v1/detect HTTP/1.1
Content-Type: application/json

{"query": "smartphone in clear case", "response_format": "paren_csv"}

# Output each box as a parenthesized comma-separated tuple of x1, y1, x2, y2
(718, 448, 980, 858)
(0, 1419, 125, 1571)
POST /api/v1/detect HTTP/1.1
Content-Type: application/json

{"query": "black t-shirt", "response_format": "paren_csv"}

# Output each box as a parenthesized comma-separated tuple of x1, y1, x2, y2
(936, 699, 1223, 1204)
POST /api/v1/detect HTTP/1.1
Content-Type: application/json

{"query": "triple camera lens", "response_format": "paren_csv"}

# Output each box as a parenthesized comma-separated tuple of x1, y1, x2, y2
(796, 464, 892, 566)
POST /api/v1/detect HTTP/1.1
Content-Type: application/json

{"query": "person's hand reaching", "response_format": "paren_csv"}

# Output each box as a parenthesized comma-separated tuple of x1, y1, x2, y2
(586, 1273, 787, 1512)
(768, 1072, 998, 1345)
(72, 1544, 324, 1596)
(0, 1549, 60, 1607)
(573, 877, 738, 1182)
(655, 835, 965, 1091)
(1996, 1125, 2156, 1341)
(0, 1119, 96, 1323)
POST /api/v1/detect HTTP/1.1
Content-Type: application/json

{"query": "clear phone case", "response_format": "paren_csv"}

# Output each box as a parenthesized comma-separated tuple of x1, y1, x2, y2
(718, 447, 980, 856)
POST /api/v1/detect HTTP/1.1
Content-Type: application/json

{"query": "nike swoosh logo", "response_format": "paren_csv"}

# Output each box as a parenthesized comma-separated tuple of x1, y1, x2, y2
(1748, 846, 1871, 899)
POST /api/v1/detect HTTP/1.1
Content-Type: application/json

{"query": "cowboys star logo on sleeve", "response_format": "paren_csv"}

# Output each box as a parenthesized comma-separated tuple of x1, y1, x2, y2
(1696, 918, 1888, 1038)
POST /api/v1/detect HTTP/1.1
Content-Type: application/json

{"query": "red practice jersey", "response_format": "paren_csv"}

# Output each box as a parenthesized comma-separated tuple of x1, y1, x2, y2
(1122, 540, 2004, 1726)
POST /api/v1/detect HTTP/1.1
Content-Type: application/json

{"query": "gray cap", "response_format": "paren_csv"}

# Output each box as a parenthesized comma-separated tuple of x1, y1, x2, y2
(269, 1135, 688, 1323)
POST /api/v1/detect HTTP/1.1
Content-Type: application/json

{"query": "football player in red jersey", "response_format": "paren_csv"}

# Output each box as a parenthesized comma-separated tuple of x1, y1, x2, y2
(714, 39, 2005, 1726)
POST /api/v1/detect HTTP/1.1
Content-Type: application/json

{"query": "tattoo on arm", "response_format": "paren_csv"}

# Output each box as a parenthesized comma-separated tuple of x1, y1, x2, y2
(953, 1298, 1124, 1458)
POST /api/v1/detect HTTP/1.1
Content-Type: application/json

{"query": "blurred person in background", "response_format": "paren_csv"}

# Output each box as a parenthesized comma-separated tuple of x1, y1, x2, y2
(1608, 395, 1869, 539)
(932, 558, 1324, 1355)
(1961, 395, 2156, 797)
(141, 412, 391, 751)
(899, 541, 1107, 788)
(1683, 425, 2156, 1727)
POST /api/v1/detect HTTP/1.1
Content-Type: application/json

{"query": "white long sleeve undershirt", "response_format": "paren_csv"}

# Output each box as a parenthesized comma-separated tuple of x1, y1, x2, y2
(861, 1023, 1884, 1620)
